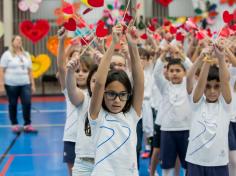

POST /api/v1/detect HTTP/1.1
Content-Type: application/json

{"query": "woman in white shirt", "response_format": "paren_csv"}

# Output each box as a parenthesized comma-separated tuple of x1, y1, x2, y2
(0, 35, 36, 133)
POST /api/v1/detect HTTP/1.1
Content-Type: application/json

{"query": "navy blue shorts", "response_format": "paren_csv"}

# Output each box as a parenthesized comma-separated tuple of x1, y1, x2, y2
(63, 141, 76, 164)
(160, 130, 189, 169)
(152, 124, 161, 148)
(229, 122, 236, 150)
(187, 162, 229, 176)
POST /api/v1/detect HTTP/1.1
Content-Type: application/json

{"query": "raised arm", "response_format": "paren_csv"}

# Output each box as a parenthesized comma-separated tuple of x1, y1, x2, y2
(186, 55, 203, 94)
(214, 44, 232, 104)
(57, 27, 67, 90)
(126, 26, 144, 116)
(225, 47, 236, 67)
(193, 47, 212, 103)
(65, 58, 85, 106)
(89, 25, 122, 119)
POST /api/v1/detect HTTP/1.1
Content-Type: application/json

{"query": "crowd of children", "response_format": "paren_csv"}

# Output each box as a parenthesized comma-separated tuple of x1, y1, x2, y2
(56, 18, 236, 176)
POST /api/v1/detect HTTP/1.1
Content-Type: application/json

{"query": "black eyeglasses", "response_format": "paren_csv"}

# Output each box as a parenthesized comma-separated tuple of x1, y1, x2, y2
(104, 91, 130, 101)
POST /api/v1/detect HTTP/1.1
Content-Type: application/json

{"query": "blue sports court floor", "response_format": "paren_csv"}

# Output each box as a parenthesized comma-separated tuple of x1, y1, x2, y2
(0, 96, 182, 176)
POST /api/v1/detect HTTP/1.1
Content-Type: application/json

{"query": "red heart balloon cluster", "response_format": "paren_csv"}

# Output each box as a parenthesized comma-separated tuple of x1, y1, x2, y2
(20, 20, 50, 43)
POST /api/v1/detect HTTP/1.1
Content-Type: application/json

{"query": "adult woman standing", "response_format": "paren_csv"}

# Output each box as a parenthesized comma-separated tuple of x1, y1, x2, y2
(0, 35, 36, 133)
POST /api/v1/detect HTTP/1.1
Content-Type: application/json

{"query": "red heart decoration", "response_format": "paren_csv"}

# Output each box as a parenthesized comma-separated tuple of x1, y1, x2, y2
(19, 20, 50, 43)
(140, 33, 148, 40)
(156, 0, 173, 7)
(148, 25, 156, 32)
(88, 0, 104, 8)
(169, 25, 177, 34)
(233, 10, 236, 21)
(220, 27, 230, 37)
(163, 19, 171, 26)
(196, 31, 205, 40)
(223, 10, 233, 23)
(176, 32, 184, 41)
(64, 18, 76, 31)
(124, 13, 133, 23)
(96, 21, 108, 38)
(151, 18, 158, 25)
(230, 24, 236, 31)
(62, 4, 73, 15)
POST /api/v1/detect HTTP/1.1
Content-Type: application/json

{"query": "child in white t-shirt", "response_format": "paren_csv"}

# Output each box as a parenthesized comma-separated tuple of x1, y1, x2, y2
(66, 61, 98, 176)
(186, 44, 232, 176)
(153, 56, 192, 176)
(88, 25, 144, 175)
(57, 27, 94, 175)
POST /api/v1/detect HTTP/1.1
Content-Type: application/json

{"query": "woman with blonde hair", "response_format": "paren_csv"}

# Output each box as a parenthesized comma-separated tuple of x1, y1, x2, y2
(0, 35, 36, 133)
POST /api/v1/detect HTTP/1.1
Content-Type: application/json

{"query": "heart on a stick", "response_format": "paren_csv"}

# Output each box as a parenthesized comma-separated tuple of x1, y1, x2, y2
(96, 21, 108, 38)
(64, 18, 77, 31)
(47, 36, 71, 56)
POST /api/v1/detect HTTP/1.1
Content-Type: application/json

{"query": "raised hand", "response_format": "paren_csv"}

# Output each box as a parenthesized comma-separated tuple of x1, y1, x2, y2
(66, 57, 80, 72)
(57, 27, 67, 41)
(213, 43, 225, 60)
(112, 24, 123, 45)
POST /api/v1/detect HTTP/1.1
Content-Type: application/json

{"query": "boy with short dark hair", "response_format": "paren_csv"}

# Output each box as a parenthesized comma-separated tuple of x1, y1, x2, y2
(186, 44, 232, 176)
(153, 57, 192, 176)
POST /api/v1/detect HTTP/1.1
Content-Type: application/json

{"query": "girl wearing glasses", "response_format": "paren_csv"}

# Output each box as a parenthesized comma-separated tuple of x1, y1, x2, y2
(89, 24, 144, 175)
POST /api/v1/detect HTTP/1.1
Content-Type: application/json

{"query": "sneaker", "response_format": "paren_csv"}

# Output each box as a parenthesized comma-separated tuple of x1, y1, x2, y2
(11, 125, 21, 133)
(141, 151, 150, 159)
(24, 125, 38, 133)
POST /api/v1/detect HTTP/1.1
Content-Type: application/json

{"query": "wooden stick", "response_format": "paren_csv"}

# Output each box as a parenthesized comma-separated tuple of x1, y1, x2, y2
(122, 0, 131, 22)
(79, 37, 97, 56)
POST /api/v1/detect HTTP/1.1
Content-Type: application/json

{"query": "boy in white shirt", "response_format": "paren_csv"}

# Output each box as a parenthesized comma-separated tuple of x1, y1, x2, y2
(186, 44, 232, 176)
(153, 57, 192, 176)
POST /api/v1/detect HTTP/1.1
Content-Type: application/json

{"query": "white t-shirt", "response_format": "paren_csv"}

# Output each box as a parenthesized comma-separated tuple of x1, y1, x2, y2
(74, 94, 96, 158)
(89, 107, 141, 176)
(229, 67, 236, 122)
(153, 59, 192, 130)
(62, 89, 88, 142)
(186, 96, 232, 166)
(0, 50, 32, 86)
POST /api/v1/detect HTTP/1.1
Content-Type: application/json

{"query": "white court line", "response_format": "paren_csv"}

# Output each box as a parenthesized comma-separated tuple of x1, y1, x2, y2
(0, 109, 66, 114)
(0, 124, 64, 128)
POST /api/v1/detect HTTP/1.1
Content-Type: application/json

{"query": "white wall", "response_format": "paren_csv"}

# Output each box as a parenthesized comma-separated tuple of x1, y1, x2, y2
(168, 0, 195, 17)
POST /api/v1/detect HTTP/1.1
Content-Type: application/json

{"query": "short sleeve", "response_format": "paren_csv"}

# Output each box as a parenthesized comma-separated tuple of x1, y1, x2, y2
(25, 52, 32, 69)
(219, 95, 232, 113)
(0, 51, 10, 68)
(126, 106, 142, 125)
(88, 102, 105, 125)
